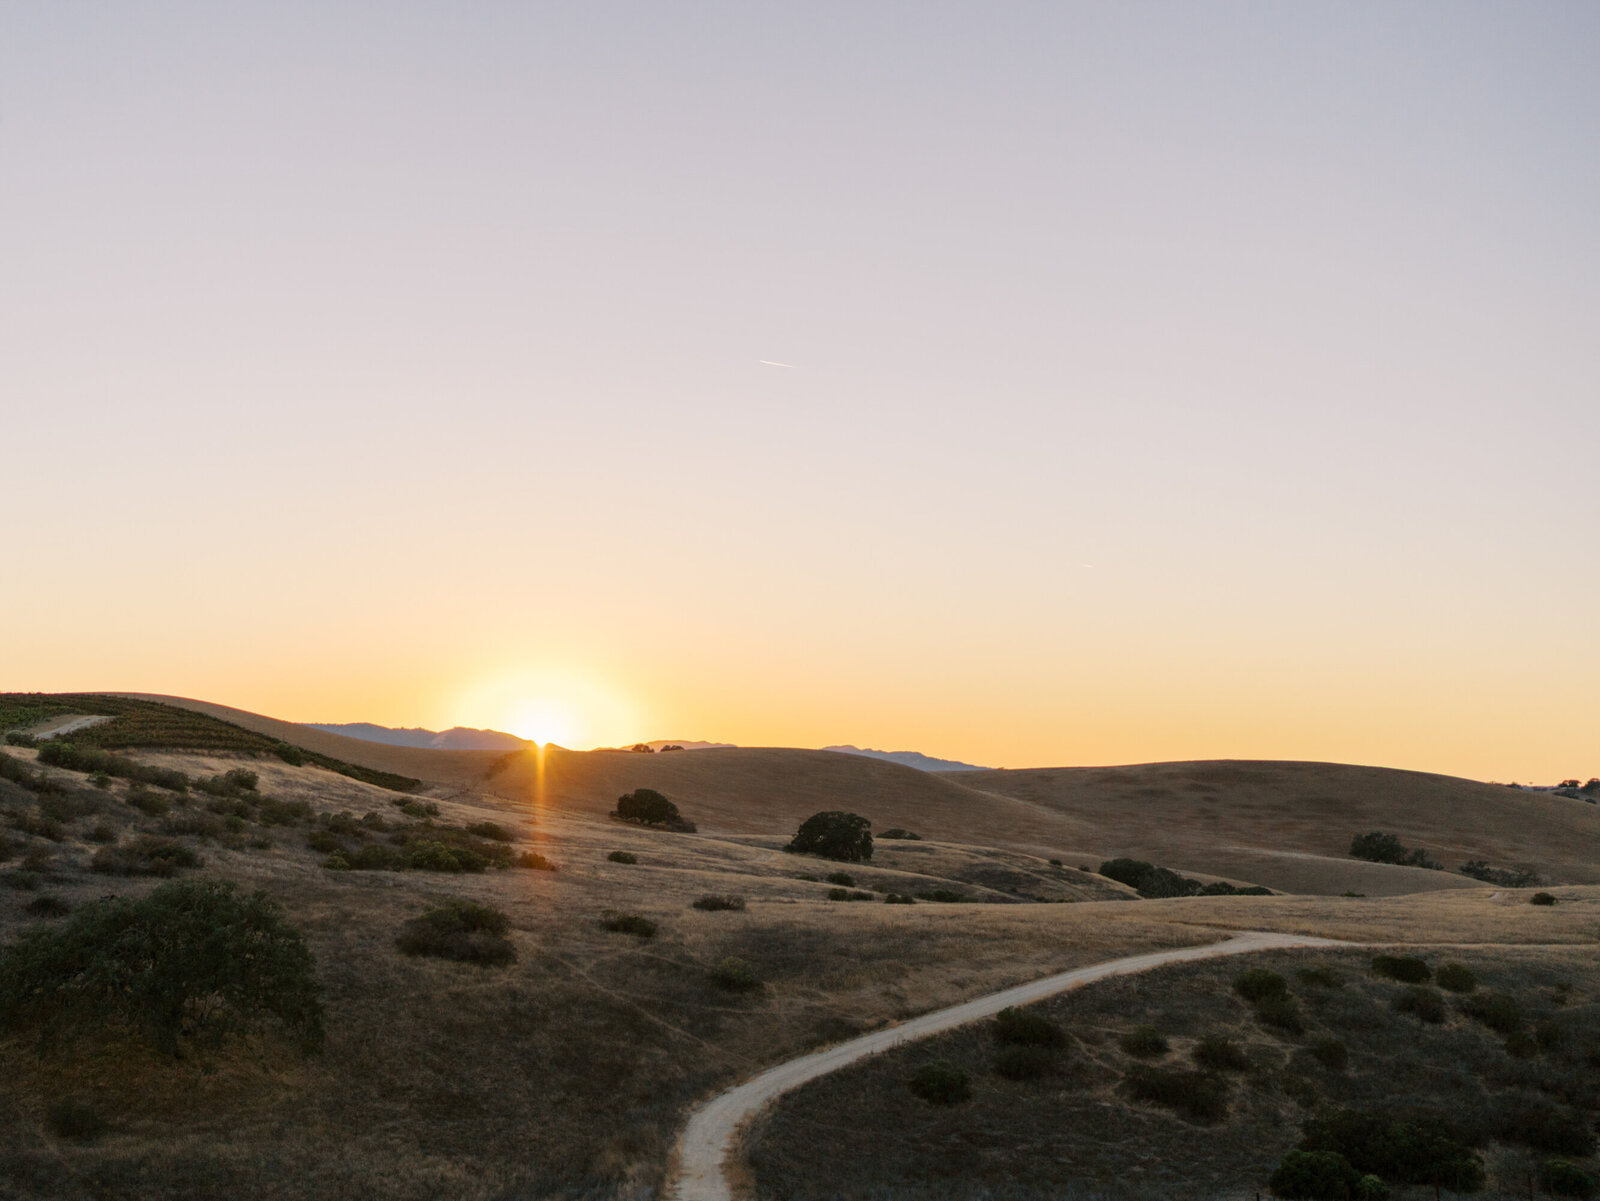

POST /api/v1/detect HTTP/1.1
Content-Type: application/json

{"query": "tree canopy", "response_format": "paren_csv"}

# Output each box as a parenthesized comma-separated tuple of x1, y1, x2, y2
(785, 810, 873, 862)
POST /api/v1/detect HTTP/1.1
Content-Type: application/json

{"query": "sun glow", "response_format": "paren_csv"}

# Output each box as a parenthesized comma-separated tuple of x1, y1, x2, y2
(455, 667, 644, 751)
(505, 703, 577, 748)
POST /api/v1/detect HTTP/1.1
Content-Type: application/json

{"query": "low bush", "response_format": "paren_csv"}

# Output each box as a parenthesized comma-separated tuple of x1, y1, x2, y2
(878, 828, 920, 840)
(599, 912, 657, 938)
(908, 1061, 971, 1104)
(1531, 892, 1557, 906)
(256, 798, 311, 826)
(91, 836, 201, 877)
(824, 871, 855, 887)
(915, 889, 967, 903)
(883, 893, 916, 904)
(607, 851, 638, 864)
(1543, 1160, 1599, 1199)
(36, 742, 189, 793)
(1463, 991, 1523, 1035)
(24, 895, 70, 919)
(1348, 832, 1440, 870)
(711, 956, 761, 992)
(86, 823, 115, 843)
(395, 799, 440, 819)
(124, 786, 171, 817)
(7, 812, 65, 842)
(1236, 968, 1289, 1003)
(0, 833, 10, 862)
(162, 811, 226, 839)
(46, 1098, 108, 1142)
(306, 829, 342, 854)
(403, 840, 488, 872)
(395, 900, 515, 967)
(992, 1008, 1065, 1048)
(692, 894, 745, 911)
(1310, 1038, 1349, 1070)
(465, 821, 512, 841)
(516, 851, 557, 871)
(1371, 955, 1430, 983)
(1193, 1034, 1251, 1072)
(1125, 1066, 1227, 1123)
(1500, 1100, 1598, 1157)
(993, 1044, 1056, 1081)
(0, 878, 323, 1055)
(1459, 859, 1541, 888)
(1255, 993, 1306, 1034)
(1120, 1025, 1169, 1057)
(828, 888, 875, 902)
(1296, 967, 1344, 989)
(1270, 1149, 1362, 1200)
(1435, 963, 1476, 993)
(1393, 986, 1446, 1024)
(6, 870, 40, 891)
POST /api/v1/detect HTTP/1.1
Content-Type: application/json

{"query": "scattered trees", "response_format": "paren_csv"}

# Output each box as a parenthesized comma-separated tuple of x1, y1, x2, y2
(1348, 832, 1441, 870)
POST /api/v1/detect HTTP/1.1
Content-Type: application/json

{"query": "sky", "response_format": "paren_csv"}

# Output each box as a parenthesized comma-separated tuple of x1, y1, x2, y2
(2, 2, 1596, 780)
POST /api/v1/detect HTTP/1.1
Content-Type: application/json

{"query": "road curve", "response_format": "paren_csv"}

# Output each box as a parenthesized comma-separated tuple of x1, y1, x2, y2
(667, 930, 1347, 1201)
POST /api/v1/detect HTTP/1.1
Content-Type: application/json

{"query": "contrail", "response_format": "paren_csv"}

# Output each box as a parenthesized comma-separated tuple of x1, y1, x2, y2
(758, 360, 797, 368)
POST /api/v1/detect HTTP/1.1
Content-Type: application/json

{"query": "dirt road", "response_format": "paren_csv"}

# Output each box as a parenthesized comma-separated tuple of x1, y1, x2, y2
(666, 929, 1346, 1201)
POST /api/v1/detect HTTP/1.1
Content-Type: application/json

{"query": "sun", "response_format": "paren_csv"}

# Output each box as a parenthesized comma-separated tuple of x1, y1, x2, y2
(506, 703, 577, 747)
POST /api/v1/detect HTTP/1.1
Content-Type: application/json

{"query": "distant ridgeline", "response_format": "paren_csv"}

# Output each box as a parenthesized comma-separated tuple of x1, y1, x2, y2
(0, 694, 419, 792)
(305, 722, 526, 751)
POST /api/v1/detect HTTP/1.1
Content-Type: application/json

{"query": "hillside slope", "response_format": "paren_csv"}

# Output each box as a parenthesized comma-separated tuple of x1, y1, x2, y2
(951, 759, 1600, 892)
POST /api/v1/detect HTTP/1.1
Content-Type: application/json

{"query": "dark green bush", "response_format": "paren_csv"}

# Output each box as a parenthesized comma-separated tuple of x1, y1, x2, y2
(1255, 993, 1306, 1034)
(1500, 1100, 1597, 1157)
(878, 828, 920, 840)
(124, 786, 172, 817)
(915, 889, 967, 903)
(827, 888, 874, 902)
(993, 1044, 1057, 1081)
(395, 799, 440, 819)
(1236, 968, 1289, 1002)
(599, 911, 657, 938)
(1371, 955, 1430, 983)
(1120, 1025, 1168, 1057)
(306, 829, 342, 854)
(24, 895, 70, 919)
(993, 1007, 1066, 1048)
(825, 871, 855, 887)
(1310, 1038, 1349, 1070)
(1543, 1160, 1599, 1199)
(395, 900, 515, 967)
(1300, 1109, 1484, 1192)
(785, 811, 873, 862)
(1393, 986, 1446, 1024)
(1099, 858, 1155, 888)
(91, 836, 201, 877)
(1296, 967, 1344, 989)
(908, 1060, 971, 1104)
(1531, 892, 1556, 906)
(711, 956, 761, 992)
(256, 798, 311, 826)
(0, 878, 322, 1055)
(1270, 1149, 1361, 1200)
(883, 893, 916, 904)
(1463, 991, 1523, 1034)
(1434, 963, 1476, 993)
(1125, 1066, 1227, 1123)
(613, 788, 680, 827)
(1193, 1034, 1251, 1072)
(87, 824, 115, 843)
(692, 894, 745, 911)
(607, 851, 638, 864)
(1348, 832, 1440, 870)
(516, 851, 557, 870)
(465, 821, 513, 842)
(403, 840, 487, 872)
(46, 1097, 108, 1141)
(36, 742, 189, 793)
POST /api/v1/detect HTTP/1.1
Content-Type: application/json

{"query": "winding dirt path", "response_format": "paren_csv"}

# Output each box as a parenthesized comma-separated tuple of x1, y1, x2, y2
(666, 929, 1347, 1201)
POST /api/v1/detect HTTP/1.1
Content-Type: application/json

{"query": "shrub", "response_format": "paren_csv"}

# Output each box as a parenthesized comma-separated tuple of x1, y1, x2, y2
(785, 811, 873, 862)
(162, 811, 226, 839)
(1099, 858, 1155, 888)
(46, 1098, 108, 1142)
(1120, 1025, 1168, 1057)
(1393, 986, 1446, 1024)
(607, 851, 638, 864)
(1543, 1161, 1599, 1199)
(1193, 1035, 1251, 1072)
(86, 823, 115, 843)
(1235, 968, 1289, 1003)
(1348, 832, 1440, 869)
(993, 1044, 1057, 1081)
(0, 833, 10, 862)
(908, 1061, 971, 1104)
(691, 894, 746, 912)
(1531, 892, 1556, 906)
(5, 871, 40, 891)
(465, 821, 512, 842)
(825, 871, 855, 887)
(883, 893, 916, 904)
(395, 799, 440, 819)
(827, 888, 874, 902)
(124, 786, 171, 817)
(1501, 1101, 1597, 1157)
(1463, 992, 1523, 1035)
(1435, 963, 1476, 993)
(993, 1007, 1066, 1048)
(879, 828, 920, 840)
(1125, 1066, 1227, 1123)
(256, 798, 311, 826)
(403, 841, 487, 872)
(24, 895, 70, 919)
(599, 912, 657, 938)
(1255, 994, 1306, 1034)
(0, 878, 323, 1055)
(1270, 1149, 1362, 1200)
(1460, 860, 1541, 888)
(395, 900, 515, 967)
(306, 829, 342, 854)
(91, 836, 201, 877)
(711, 956, 761, 992)
(1371, 955, 1430, 983)
(1300, 1109, 1484, 1192)
(516, 851, 557, 870)
(1297, 967, 1344, 989)
(1310, 1038, 1349, 1070)
(915, 889, 967, 903)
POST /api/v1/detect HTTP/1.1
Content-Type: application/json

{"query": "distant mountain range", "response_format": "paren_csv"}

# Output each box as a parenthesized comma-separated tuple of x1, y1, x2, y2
(307, 723, 985, 771)
(305, 723, 527, 750)
(822, 745, 988, 772)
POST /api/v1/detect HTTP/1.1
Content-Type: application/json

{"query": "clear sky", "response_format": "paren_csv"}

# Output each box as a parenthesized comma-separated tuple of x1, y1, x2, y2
(3, 3, 1596, 780)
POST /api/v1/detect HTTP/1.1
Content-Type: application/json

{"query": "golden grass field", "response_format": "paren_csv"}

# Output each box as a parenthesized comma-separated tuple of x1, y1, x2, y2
(2, 696, 1597, 1200)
